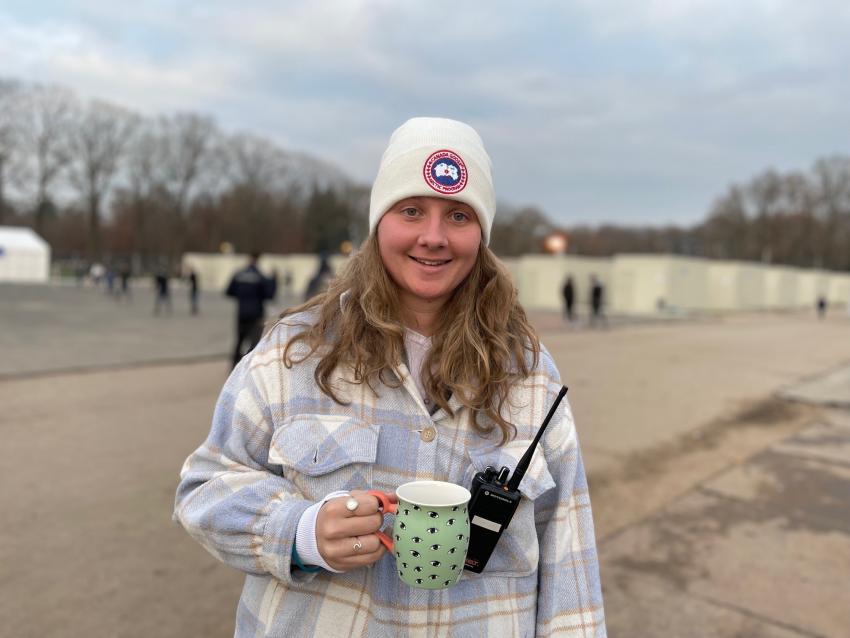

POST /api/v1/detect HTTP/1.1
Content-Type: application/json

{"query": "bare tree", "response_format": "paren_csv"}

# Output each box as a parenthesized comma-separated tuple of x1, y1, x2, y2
(780, 171, 819, 267)
(812, 156, 850, 269)
(152, 113, 218, 257)
(224, 132, 287, 189)
(748, 169, 784, 263)
(697, 186, 749, 260)
(490, 204, 555, 256)
(68, 99, 138, 260)
(123, 119, 160, 270)
(17, 85, 76, 233)
(214, 132, 286, 252)
(0, 79, 22, 224)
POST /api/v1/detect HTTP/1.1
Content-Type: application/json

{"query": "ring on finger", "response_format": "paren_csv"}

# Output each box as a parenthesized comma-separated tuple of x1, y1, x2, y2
(345, 497, 359, 512)
(353, 537, 363, 552)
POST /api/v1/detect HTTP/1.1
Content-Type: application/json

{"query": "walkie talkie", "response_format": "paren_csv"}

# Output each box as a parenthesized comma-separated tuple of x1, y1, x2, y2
(464, 385, 568, 573)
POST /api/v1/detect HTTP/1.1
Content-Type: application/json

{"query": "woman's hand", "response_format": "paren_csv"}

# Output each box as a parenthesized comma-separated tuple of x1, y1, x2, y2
(316, 490, 397, 572)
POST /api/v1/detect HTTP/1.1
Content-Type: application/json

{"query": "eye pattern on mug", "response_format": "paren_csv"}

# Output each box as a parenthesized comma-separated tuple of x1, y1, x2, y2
(391, 495, 469, 590)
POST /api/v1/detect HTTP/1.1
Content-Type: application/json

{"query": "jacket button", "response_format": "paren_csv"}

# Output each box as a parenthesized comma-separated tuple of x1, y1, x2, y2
(421, 426, 437, 442)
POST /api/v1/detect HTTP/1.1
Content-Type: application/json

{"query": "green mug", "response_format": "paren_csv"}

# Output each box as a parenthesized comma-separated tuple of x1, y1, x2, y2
(369, 481, 471, 590)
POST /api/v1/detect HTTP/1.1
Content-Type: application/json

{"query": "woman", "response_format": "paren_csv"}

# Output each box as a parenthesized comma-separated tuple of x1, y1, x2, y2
(174, 117, 606, 637)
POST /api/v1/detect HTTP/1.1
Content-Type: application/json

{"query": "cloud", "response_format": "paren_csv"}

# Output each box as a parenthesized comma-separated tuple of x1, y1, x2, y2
(0, 13, 241, 116)
(1, 1, 849, 225)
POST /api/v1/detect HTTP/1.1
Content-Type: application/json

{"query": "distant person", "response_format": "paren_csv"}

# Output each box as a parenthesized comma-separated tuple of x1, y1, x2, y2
(590, 274, 606, 328)
(89, 262, 105, 287)
(75, 261, 87, 287)
(562, 275, 575, 322)
(153, 268, 172, 315)
(817, 295, 827, 320)
(303, 254, 334, 301)
(105, 266, 116, 296)
(283, 269, 294, 299)
(119, 265, 132, 300)
(226, 252, 277, 368)
(187, 268, 199, 315)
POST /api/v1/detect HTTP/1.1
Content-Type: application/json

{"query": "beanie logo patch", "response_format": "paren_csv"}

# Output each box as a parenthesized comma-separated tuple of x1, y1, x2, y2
(423, 150, 468, 195)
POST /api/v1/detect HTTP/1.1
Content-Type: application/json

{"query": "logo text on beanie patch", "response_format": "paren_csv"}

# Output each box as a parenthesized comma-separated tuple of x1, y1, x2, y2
(423, 150, 468, 195)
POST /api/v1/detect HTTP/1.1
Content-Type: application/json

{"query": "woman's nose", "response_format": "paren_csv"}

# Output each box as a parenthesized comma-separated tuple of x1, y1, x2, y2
(418, 215, 448, 248)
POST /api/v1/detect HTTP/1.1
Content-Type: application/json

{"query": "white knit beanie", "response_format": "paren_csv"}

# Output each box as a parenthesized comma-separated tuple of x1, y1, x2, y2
(369, 117, 496, 245)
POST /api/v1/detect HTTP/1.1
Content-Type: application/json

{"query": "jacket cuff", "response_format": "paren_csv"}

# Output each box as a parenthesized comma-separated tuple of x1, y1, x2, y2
(260, 497, 316, 584)
(295, 491, 349, 573)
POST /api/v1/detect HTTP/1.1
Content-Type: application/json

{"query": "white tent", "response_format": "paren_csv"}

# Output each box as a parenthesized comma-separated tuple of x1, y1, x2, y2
(0, 226, 51, 283)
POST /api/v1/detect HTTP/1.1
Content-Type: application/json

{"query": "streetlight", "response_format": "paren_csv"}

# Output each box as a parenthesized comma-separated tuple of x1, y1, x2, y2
(542, 231, 569, 255)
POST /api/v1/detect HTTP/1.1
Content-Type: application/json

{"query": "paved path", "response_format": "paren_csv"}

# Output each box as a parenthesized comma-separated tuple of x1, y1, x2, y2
(0, 282, 300, 377)
(600, 402, 850, 638)
(2, 283, 849, 637)
(779, 365, 850, 409)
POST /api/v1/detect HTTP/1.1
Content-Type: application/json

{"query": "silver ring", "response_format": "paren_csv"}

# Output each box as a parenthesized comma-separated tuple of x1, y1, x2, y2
(353, 537, 363, 552)
(345, 497, 359, 512)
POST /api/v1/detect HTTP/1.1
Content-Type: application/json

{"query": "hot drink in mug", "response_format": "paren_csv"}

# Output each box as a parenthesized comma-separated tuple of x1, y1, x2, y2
(369, 481, 471, 590)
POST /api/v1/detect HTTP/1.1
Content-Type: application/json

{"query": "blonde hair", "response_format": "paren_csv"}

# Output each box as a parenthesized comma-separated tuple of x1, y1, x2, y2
(280, 236, 540, 444)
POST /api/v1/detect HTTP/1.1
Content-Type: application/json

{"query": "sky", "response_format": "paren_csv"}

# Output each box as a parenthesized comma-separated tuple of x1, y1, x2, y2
(1, 0, 849, 227)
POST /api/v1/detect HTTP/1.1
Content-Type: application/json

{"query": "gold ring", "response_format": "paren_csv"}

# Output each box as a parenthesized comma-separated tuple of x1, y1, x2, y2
(353, 537, 363, 552)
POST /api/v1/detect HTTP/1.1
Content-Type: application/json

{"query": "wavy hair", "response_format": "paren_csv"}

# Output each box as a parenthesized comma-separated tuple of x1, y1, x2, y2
(280, 236, 540, 444)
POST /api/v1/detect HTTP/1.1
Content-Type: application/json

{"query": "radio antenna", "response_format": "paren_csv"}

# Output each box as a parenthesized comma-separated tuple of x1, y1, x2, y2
(506, 385, 568, 492)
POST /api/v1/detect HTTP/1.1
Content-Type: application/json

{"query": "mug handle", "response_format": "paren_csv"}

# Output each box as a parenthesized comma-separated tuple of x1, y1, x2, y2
(367, 489, 398, 552)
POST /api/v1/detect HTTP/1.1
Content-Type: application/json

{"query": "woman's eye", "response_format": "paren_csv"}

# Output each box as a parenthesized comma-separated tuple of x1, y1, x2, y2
(401, 207, 419, 217)
(450, 211, 469, 222)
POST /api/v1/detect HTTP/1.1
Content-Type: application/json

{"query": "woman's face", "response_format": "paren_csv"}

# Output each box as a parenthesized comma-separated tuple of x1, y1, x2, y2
(377, 196, 481, 311)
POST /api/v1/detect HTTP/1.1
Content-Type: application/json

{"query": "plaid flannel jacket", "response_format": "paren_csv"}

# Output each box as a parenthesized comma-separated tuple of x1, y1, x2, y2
(174, 313, 606, 637)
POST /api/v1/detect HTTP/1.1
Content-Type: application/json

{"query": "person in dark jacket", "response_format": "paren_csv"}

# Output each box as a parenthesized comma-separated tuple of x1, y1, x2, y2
(187, 268, 199, 315)
(226, 253, 277, 367)
(562, 275, 575, 323)
(589, 274, 606, 328)
(153, 267, 172, 315)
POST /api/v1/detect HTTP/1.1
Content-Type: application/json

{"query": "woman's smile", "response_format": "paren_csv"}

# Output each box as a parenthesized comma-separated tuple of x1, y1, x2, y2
(409, 256, 452, 268)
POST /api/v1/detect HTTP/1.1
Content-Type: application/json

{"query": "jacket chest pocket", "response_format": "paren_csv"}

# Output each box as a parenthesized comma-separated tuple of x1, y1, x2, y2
(465, 440, 556, 578)
(268, 414, 379, 501)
